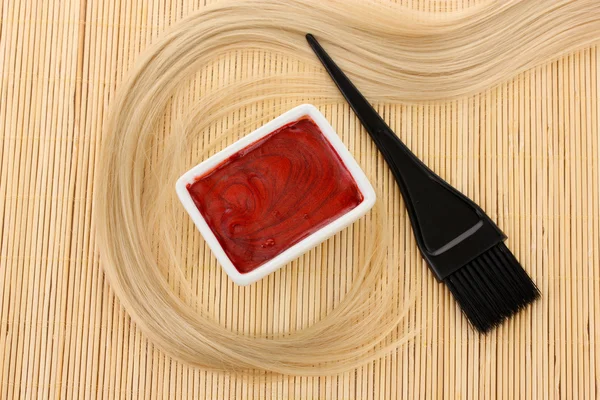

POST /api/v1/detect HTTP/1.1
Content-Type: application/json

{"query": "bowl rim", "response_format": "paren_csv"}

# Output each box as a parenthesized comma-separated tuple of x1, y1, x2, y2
(175, 103, 376, 286)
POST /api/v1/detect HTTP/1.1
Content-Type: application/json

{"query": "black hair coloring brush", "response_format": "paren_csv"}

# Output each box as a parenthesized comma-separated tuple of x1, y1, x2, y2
(306, 34, 539, 332)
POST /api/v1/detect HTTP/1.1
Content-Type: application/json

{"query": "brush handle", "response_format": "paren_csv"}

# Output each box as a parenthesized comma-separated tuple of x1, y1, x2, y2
(305, 33, 506, 279)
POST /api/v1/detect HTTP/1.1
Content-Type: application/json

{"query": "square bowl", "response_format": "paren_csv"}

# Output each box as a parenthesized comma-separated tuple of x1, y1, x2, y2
(176, 104, 376, 285)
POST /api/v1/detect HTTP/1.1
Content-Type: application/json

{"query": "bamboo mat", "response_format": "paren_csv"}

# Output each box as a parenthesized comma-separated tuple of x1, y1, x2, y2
(1, 0, 599, 398)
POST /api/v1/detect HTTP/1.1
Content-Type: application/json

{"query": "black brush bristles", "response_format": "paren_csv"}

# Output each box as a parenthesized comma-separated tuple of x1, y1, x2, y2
(444, 243, 540, 332)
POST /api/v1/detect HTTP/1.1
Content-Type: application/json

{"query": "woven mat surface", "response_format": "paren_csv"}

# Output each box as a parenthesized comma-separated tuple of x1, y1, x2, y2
(1, 0, 599, 398)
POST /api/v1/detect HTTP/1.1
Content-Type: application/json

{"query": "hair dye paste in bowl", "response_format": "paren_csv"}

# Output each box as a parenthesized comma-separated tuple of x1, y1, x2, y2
(187, 117, 364, 273)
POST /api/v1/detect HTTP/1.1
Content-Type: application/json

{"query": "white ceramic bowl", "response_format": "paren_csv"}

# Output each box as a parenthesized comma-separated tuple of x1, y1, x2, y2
(176, 104, 376, 285)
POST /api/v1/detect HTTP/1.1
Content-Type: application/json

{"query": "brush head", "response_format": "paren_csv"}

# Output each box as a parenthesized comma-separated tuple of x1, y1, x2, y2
(444, 242, 540, 332)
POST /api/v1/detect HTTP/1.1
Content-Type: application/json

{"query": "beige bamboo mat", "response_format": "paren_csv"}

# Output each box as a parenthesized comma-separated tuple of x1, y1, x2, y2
(1, 0, 599, 398)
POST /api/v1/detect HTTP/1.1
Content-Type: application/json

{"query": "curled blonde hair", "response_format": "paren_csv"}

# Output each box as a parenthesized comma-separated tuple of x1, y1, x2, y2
(95, 0, 600, 374)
